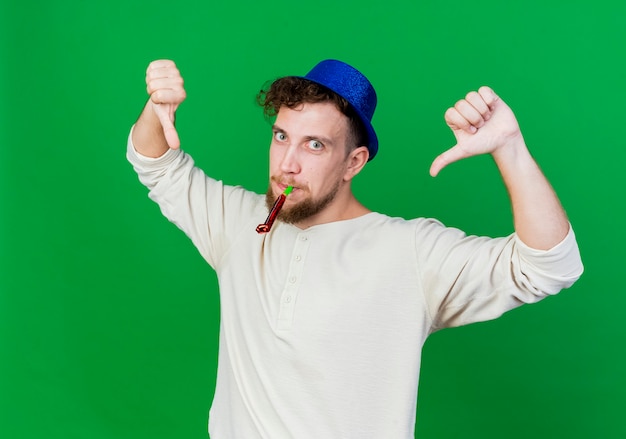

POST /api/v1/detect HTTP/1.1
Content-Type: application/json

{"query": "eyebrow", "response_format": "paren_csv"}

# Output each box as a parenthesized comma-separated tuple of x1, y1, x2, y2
(272, 124, 335, 147)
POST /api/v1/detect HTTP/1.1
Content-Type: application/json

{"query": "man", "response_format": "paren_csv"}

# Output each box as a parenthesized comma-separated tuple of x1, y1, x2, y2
(128, 59, 583, 438)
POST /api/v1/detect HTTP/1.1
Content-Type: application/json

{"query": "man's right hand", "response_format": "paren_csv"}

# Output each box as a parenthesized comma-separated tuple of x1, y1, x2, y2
(144, 60, 187, 150)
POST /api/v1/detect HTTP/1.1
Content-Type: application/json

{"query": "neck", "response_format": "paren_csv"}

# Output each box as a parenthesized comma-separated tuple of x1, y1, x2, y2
(293, 189, 371, 229)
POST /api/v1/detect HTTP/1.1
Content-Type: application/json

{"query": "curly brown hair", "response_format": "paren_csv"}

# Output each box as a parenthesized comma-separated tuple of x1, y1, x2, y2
(257, 76, 367, 155)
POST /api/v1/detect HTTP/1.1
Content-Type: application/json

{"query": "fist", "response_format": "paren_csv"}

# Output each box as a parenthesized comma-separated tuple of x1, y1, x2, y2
(145, 60, 187, 149)
(430, 86, 522, 177)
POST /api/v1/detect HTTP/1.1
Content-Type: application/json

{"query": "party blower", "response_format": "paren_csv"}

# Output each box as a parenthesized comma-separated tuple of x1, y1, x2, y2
(256, 186, 293, 234)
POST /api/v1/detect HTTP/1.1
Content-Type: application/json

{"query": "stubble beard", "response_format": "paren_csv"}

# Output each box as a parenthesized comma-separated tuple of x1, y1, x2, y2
(265, 181, 341, 225)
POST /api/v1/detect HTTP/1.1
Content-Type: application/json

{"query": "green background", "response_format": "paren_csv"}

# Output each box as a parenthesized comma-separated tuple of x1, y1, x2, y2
(1, 0, 624, 438)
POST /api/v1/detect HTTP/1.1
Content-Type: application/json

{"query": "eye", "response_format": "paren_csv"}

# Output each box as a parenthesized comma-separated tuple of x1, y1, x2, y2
(274, 131, 287, 142)
(307, 140, 324, 151)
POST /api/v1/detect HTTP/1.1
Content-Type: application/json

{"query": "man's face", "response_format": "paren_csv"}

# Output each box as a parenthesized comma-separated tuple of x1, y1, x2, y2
(267, 102, 352, 226)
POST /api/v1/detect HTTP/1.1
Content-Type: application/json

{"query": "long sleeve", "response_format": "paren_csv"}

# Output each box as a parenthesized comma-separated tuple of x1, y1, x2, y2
(414, 219, 583, 330)
(126, 128, 264, 268)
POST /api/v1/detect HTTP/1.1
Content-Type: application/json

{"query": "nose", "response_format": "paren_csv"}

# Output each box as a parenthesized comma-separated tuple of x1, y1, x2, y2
(279, 144, 301, 175)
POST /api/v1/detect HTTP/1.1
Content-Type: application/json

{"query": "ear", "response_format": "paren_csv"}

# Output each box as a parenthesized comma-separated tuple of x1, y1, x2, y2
(343, 146, 369, 181)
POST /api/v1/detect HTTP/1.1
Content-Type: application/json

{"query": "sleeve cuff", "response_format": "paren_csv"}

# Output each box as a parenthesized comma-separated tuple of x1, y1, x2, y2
(514, 224, 584, 281)
(126, 124, 181, 167)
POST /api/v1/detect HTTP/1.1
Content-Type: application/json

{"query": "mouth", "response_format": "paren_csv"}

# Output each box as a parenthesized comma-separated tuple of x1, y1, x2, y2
(278, 186, 298, 205)
(272, 178, 301, 196)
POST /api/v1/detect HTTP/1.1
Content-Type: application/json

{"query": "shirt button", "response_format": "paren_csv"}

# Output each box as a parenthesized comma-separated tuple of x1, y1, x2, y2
(285, 295, 292, 303)
(299, 235, 307, 241)
(289, 276, 297, 283)
(295, 255, 301, 261)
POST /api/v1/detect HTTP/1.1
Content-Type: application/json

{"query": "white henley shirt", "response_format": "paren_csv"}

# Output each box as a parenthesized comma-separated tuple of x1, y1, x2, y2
(127, 134, 583, 439)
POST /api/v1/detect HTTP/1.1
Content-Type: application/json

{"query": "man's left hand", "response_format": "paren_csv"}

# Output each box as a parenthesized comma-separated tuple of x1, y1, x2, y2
(430, 86, 524, 177)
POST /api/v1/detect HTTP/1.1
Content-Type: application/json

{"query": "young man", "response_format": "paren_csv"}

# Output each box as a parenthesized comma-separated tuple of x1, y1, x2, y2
(128, 59, 583, 438)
